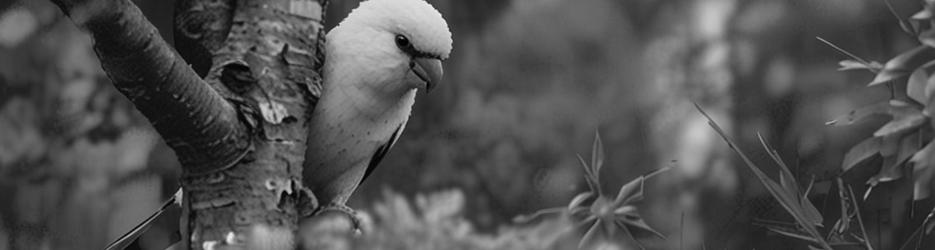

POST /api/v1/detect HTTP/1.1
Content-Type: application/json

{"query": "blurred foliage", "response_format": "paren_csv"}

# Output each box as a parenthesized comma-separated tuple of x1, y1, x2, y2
(514, 132, 668, 249)
(4, 0, 935, 249)
(816, 1, 935, 248)
(0, 1, 178, 249)
(301, 189, 579, 250)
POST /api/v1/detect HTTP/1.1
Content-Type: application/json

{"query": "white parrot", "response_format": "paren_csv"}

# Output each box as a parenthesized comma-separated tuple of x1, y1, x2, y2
(105, 0, 451, 248)
(302, 0, 453, 229)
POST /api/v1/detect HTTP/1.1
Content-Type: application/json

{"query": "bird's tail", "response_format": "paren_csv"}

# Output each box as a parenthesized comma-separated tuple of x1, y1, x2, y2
(105, 188, 182, 250)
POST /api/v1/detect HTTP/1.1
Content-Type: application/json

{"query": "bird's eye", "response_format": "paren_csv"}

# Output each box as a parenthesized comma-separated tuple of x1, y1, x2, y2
(395, 35, 411, 49)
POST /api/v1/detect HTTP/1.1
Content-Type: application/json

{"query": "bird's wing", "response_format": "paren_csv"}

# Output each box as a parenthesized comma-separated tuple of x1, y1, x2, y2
(361, 118, 408, 182)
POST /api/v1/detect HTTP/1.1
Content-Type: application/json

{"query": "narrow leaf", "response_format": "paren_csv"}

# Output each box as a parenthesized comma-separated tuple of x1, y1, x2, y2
(764, 226, 822, 244)
(758, 134, 799, 195)
(846, 184, 874, 250)
(839, 60, 882, 72)
(616, 216, 666, 239)
(817, 37, 878, 72)
(910, 141, 935, 200)
(867, 134, 919, 186)
(696, 104, 832, 249)
(577, 154, 601, 197)
(842, 137, 882, 172)
(825, 102, 890, 126)
(884, 0, 917, 36)
(920, 29, 935, 48)
(872, 112, 925, 137)
(578, 221, 601, 250)
(513, 207, 564, 223)
(799, 194, 824, 228)
(927, 72, 935, 104)
(758, 134, 823, 225)
(570, 206, 590, 217)
(592, 130, 604, 178)
(869, 46, 935, 86)
(873, 100, 925, 138)
(906, 60, 935, 104)
(925, 207, 935, 234)
(613, 205, 637, 215)
(568, 192, 593, 211)
(834, 180, 853, 234)
(613, 177, 644, 207)
(912, 8, 933, 20)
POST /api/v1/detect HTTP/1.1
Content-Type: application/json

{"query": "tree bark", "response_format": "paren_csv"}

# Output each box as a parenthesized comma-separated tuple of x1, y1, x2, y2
(48, 0, 325, 249)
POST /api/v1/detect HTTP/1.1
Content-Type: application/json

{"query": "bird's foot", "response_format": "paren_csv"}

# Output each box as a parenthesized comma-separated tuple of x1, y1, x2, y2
(313, 202, 363, 235)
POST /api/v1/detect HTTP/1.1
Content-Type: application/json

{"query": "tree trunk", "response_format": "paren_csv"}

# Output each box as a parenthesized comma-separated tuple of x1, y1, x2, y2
(48, 0, 325, 249)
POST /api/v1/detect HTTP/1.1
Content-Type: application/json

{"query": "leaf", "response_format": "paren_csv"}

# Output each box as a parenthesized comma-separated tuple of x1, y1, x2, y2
(842, 137, 882, 172)
(907, 60, 935, 103)
(578, 221, 601, 250)
(867, 155, 904, 187)
(696, 104, 832, 249)
(925, 207, 935, 234)
(568, 192, 593, 211)
(830, 199, 851, 235)
(872, 101, 926, 137)
(825, 102, 889, 126)
(576, 154, 600, 196)
(869, 46, 935, 86)
(613, 177, 643, 208)
(612, 166, 670, 207)
(911, 141, 935, 200)
(759, 134, 799, 194)
(868, 134, 919, 187)
(764, 225, 822, 244)
(615, 215, 665, 239)
(884, 0, 917, 36)
(758, 134, 824, 226)
(817, 37, 879, 73)
(921, 29, 935, 49)
(912, 8, 933, 20)
(838, 60, 883, 72)
(873, 114, 928, 136)
(592, 130, 604, 179)
(843, 184, 875, 250)
(879, 132, 903, 157)
(512, 207, 564, 223)
(926, 73, 935, 109)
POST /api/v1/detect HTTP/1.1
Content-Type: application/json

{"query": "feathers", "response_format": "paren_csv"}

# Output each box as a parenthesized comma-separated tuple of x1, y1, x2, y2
(363, 118, 408, 181)
(334, 0, 452, 59)
(303, 0, 450, 209)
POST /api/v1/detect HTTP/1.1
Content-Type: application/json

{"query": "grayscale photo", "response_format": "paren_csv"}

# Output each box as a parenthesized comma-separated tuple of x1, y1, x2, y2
(0, 0, 934, 249)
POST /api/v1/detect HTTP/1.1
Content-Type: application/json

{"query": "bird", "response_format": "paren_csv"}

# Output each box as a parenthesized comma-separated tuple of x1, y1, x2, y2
(104, 0, 451, 248)
(301, 0, 453, 231)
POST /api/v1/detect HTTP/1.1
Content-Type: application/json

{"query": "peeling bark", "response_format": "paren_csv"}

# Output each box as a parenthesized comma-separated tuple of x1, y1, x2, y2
(174, 0, 236, 78)
(180, 0, 323, 248)
(48, 0, 325, 248)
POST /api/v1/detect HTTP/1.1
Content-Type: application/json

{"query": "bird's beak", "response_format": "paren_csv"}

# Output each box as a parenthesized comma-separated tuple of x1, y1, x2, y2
(410, 58, 443, 93)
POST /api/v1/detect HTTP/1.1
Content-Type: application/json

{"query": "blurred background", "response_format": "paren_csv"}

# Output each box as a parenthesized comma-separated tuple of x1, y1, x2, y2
(0, 0, 933, 249)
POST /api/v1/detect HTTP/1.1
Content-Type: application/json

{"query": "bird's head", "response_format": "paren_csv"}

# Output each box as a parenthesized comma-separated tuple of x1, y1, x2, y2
(325, 0, 452, 95)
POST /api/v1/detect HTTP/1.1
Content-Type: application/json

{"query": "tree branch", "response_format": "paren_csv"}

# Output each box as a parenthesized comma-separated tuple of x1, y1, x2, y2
(50, 0, 252, 173)
(51, 0, 325, 248)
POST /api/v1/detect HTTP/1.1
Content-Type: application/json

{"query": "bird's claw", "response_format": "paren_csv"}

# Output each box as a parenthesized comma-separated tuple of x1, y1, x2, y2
(313, 202, 363, 235)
